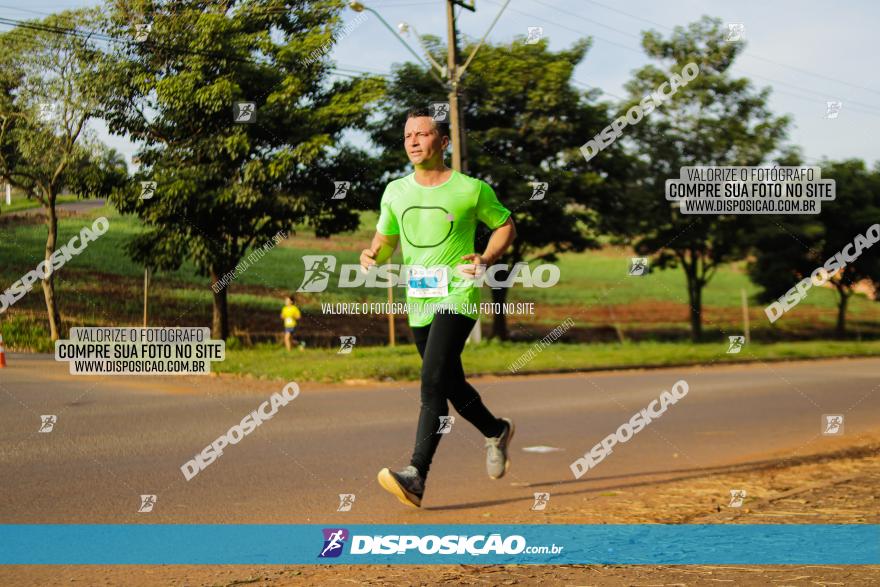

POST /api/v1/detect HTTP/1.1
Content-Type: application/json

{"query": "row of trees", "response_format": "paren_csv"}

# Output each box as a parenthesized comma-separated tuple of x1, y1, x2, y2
(1, 2, 877, 342)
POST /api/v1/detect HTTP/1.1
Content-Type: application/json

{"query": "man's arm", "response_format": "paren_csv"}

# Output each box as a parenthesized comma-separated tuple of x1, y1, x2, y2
(481, 217, 517, 265)
(360, 231, 399, 270)
(460, 217, 517, 272)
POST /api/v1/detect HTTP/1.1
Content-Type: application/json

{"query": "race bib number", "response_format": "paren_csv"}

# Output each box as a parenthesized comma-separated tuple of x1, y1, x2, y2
(407, 266, 449, 298)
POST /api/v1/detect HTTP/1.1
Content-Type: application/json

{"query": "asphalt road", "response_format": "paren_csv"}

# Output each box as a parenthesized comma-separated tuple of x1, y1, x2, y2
(0, 354, 877, 524)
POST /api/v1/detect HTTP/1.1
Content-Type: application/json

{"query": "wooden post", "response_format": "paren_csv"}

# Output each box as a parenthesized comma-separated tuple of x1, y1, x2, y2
(143, 267, 150, 327)
(741, 288, 750, 343)
(387, 285, 395, 347)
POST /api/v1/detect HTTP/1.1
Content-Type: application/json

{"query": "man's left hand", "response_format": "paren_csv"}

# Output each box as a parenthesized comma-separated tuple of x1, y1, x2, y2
(459, 253, 488, 278)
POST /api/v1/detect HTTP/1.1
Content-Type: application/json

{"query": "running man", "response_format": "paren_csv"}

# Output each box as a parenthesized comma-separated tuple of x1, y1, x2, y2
(360, 108, 517, 508)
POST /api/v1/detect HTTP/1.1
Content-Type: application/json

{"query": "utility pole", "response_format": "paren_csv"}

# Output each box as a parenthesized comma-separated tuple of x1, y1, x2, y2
(446, 0, 481, 343)
(445, 0, 465, 172)
(350, 0, 508, 344)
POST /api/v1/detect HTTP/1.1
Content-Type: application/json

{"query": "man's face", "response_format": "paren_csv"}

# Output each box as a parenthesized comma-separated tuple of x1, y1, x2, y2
(404, 116, 448, 165)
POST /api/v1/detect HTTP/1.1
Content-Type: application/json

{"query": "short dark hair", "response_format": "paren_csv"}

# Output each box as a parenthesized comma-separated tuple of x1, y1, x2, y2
(406, 107, 450, 139)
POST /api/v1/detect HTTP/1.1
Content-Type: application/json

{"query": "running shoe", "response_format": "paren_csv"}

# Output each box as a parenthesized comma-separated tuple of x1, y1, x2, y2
(377, 465, 424, 508)
(486, 418, 515, 479)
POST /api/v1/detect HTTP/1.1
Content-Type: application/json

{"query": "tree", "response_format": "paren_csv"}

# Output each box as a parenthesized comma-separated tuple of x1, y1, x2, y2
(369, 35, 622, 339)
(0, 10, 127, 340)
(98, 0, 384, 339)
(748, 159, 880, 336)
(613, 16, 791, 341)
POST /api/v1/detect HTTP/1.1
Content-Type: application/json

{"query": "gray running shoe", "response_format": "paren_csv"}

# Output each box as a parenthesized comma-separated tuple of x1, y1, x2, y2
(486, 418, 515, 479)
(377, 465, 424, 508)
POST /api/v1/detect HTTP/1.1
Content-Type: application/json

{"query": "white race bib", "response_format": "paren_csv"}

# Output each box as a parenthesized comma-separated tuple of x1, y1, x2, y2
(407, 266, 449, 298)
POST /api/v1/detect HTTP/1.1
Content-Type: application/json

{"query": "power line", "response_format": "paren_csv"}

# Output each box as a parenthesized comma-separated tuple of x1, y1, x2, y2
(481, 0, 643, 55)
(0, 3, 53, 17)
(0, 14, 359, 72)
(502, 0, 880, 117)
(735, 69, 880, 114)
(580, 0, 880, 97)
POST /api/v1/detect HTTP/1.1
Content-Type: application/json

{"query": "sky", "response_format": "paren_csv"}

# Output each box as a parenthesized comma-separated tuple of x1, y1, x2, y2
(2, 0, 878, 168)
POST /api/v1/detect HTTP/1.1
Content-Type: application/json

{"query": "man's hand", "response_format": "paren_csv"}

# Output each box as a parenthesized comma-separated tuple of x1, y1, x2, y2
(360, 232, 399, 272)
(459, 253, 488, 278)
(360, 246, 379, 272)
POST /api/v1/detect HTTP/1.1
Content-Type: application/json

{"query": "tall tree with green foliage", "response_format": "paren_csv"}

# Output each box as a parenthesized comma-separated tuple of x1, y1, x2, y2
(748, 159, 880, 336)
(0, 10, 127, 340)
(612, 16, 791, 341)
(98, 0, 384, 338)
(369, 35, 625, 339)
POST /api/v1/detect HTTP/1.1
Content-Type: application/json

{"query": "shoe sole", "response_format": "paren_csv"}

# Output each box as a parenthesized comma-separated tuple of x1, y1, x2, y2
(490, 418, 515, 480)
(377, 468, 422, 508)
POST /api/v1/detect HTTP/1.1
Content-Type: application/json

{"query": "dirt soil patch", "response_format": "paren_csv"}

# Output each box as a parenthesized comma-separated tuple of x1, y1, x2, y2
(4, 438, 877, 586)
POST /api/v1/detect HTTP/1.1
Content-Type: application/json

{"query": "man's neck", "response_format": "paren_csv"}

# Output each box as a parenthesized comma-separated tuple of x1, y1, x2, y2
(413, 162, 453, 187)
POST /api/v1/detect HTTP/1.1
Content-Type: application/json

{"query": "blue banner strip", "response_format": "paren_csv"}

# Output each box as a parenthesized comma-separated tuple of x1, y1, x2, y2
(1, 524, 877, 565)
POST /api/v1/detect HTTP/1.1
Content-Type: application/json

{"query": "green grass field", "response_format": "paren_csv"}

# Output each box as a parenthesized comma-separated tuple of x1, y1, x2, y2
(0, 190, 79, 213)
(2, 202, 879, 382)
(215, 339, 880, 383)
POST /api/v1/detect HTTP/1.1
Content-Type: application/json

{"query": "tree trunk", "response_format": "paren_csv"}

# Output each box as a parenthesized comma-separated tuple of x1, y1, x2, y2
(210, 268, 230, 340)
(41, 193, 62, 340)
(686, 273, 703, 342)
(835, 291, 849, 338)
(490, 286, 509, 340)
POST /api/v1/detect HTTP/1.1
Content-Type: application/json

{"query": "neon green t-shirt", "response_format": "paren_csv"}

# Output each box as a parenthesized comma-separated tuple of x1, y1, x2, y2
(376, 170, 511, 327)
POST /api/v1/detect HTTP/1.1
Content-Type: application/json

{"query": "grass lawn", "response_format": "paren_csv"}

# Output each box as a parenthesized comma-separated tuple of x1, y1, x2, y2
(2, 203, 879, 382)
(0, 194, 79, 214)
(215, 339, 880, 383)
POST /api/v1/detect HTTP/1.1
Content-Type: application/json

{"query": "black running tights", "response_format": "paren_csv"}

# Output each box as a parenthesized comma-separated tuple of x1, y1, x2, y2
(409, 312, 504, 479)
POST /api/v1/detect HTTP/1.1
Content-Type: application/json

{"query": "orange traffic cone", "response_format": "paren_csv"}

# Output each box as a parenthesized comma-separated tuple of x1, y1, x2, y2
(0, 332, 6, 368)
